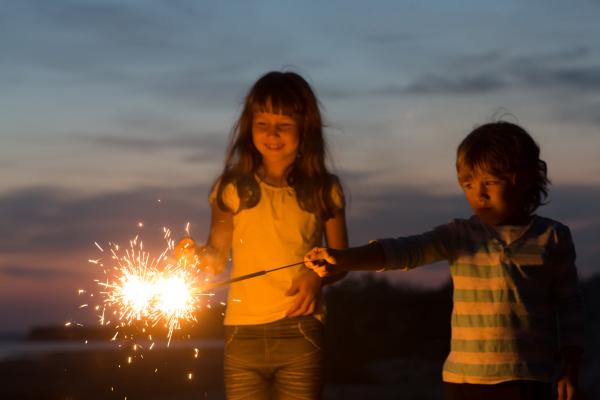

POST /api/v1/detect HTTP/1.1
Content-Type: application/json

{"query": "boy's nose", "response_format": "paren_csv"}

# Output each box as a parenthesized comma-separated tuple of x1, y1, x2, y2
(477, 184, 489, 199)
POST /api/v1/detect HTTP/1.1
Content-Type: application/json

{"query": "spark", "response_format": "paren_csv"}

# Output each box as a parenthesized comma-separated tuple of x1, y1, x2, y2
(91, 227, 208, 345)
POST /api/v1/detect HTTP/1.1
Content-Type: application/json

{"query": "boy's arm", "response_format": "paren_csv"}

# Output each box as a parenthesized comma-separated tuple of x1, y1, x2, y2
(552, 225, 585, 400)
(306, 223, 455, 276)
(305, 241, 386, 276)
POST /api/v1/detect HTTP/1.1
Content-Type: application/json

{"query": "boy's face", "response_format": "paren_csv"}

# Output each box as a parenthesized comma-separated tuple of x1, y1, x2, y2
(458, 168, 526, 226)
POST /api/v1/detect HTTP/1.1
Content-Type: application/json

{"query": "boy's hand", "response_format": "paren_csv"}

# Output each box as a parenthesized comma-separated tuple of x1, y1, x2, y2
(285, 269, 322, 317)
(557, 374, 577, 400)
(557, 347, 581, 400)
(304, 247, 340, 277)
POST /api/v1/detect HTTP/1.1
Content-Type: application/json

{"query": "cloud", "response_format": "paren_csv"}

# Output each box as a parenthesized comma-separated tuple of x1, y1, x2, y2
(3, 181, 598, 276)
(88, 133, 227, 155)
(0, 185, 212, 254)
(345, 183, 600, 280)
(404, 74, 507, 95)
(362, 32, 416, 45)
(345, 47, 597, 98)
(1, 181, 599, 332)
(512, 65, 600, 91)
(0, 264, 80, 280)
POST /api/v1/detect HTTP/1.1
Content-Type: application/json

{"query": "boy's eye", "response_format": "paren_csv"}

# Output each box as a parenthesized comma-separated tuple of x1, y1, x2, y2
(462, 183, 472, 190)
(485, 180, 499, 186)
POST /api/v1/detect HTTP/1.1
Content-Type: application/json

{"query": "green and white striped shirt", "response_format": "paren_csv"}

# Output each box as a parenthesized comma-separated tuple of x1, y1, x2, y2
(377, 215, 584, 384)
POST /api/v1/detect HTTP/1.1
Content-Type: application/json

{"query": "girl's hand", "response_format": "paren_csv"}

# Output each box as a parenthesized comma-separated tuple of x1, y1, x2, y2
(195, 244, 226, 275)
(304, 247, 339, 277)
(285, 269, 322, 317)
(174, 237, 198, 267)
(174, 238, 225, 275)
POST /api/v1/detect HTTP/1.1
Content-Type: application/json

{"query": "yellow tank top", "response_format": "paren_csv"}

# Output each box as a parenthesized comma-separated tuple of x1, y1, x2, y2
(211, 178, 343, 325)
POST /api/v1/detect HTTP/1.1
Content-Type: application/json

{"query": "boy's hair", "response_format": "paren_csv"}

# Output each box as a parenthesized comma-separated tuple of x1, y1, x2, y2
(215, 70, 341, 219)
(456, 121, 550, 214)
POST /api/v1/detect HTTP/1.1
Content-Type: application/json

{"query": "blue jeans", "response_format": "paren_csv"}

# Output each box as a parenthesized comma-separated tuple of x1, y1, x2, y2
(224, 316, 324, 400)
(444, 381, 552, 400)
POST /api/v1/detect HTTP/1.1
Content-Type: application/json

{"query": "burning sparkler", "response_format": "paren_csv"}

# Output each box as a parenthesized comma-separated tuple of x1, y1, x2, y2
(85, 223, 324, 346)
(90, 226, 211, 345)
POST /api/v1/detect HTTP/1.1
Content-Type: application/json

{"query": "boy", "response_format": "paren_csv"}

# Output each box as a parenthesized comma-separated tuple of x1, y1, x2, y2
(305, 122, 584, 400)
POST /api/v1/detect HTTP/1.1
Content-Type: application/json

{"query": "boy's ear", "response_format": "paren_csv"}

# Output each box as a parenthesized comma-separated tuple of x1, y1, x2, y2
(514, 172, 533, 193)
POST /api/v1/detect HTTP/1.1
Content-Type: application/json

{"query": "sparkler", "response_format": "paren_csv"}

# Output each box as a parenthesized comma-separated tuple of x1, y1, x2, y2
(90, 228, 209, 345)
(200, 260, 316, 291)
(86, 222, 325, 345)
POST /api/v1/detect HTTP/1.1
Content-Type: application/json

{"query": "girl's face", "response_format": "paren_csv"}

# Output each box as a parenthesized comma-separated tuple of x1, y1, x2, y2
(458, 168, 527, 226)
(252, 111, 300, 169)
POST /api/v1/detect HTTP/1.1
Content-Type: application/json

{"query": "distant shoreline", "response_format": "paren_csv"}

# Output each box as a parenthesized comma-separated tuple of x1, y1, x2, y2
(0, 337, 224, 362)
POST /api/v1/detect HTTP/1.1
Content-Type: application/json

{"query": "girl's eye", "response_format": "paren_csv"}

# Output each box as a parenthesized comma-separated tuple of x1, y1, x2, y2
(485, 180, 499, 186)
(462, 183, 472, 190)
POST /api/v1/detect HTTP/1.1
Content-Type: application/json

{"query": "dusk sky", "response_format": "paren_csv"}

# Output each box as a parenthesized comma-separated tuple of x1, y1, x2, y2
(2, 0, 600, 333)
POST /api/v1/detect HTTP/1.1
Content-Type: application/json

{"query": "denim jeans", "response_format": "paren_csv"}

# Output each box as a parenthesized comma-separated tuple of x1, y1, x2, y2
(444, 381, 552, 400)
(224, 316, 324, 400)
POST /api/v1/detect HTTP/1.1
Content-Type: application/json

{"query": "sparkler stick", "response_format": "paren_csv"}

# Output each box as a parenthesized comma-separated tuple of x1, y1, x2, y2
(201, 259, 326, 291)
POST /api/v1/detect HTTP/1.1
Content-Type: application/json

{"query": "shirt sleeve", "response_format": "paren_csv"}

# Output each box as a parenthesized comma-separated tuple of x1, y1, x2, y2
(376, 222, 455, 271)
(209, 181, 240, 212)
(552, 224, 585, 350)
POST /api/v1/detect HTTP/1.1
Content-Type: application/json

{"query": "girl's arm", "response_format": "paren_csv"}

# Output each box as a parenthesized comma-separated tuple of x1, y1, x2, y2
(286, 207, 348, 316)
(203, 201, 233, 275)
(321, 207, 349, 284)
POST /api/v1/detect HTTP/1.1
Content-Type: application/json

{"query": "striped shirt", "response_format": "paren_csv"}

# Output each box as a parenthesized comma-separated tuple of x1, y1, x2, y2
(377, 215, 584, 384)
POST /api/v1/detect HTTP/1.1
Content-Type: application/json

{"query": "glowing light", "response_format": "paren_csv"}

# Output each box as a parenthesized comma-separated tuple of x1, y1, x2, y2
(89, 226, 209, 345)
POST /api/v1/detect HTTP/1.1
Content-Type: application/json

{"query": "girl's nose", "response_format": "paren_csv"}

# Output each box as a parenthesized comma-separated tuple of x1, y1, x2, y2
(266, 125, 280, 137)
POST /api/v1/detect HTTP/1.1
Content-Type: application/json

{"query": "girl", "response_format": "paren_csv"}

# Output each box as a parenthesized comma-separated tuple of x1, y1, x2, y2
(176, 71, 348, 400)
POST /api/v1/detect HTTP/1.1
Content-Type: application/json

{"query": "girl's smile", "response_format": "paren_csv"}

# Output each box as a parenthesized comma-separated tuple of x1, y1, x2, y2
(252, 111, 300, 169)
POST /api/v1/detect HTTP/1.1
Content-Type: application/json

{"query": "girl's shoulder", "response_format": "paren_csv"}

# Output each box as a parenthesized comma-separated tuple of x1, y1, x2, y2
(327, 174, 345, 209)
(209, 176, 241, 212)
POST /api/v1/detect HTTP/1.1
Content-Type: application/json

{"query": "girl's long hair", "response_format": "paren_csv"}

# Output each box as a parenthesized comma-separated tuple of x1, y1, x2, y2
(214, 71, 341, 220)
